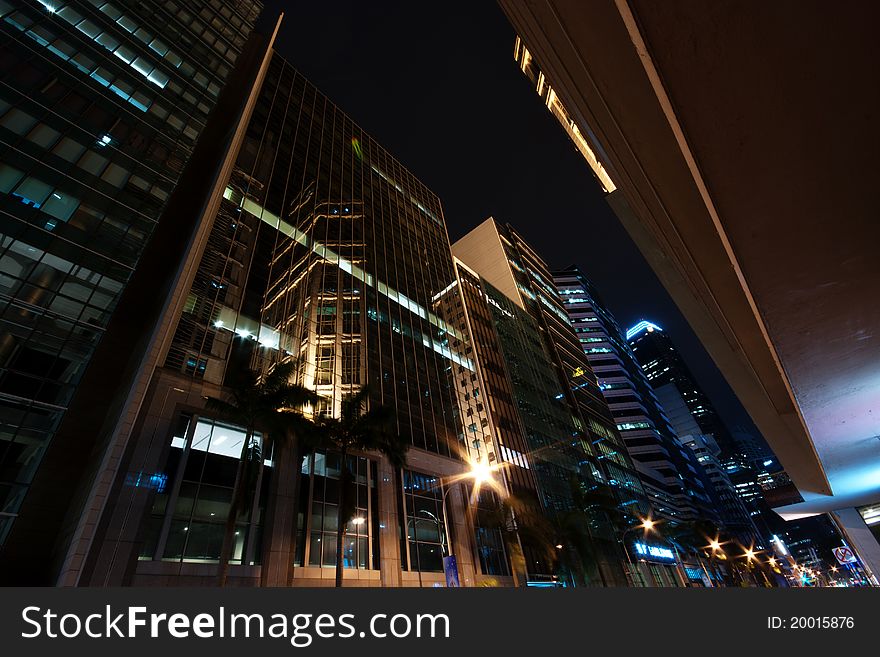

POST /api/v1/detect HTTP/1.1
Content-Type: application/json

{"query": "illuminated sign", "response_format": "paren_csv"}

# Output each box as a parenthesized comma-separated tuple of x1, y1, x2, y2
(124, 471, 167, 493)
(573, 367, 585, 378)
(633, 542, 676, 563)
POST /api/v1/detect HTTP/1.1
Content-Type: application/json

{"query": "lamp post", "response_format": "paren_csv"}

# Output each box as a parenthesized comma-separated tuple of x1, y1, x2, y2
(706, 538, 729, 586)
(418, 460, 496, 587)
(620, 518, 655, 587)
(741, 547, 764, 587)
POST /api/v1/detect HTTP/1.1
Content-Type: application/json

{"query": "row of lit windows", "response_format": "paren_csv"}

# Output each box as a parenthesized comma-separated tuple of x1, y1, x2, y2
(40, 1, 173, 89)
(3, 1, 219, 143)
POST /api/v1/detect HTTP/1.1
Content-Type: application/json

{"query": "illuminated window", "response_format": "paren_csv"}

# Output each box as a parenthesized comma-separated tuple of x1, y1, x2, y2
(295, 451, 378, 570)
(139, 414, 267, 564)
(400, 470, 447, 573)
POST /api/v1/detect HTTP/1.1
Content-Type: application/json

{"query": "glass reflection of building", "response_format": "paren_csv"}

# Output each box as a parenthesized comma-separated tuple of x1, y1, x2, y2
(80, 47, 513, 587)
(0, 0, 262, 583)
(249, 59, 488, 585)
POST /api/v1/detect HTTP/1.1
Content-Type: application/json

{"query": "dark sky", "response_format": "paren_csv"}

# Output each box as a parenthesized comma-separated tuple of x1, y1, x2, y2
(259, 1, 763, 441)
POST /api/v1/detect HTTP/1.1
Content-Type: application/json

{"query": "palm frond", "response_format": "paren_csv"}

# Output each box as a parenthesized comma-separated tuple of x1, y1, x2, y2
(262, 360, 298, 393)
(205, 396, 244, 422)
(340, 385, 372, 425)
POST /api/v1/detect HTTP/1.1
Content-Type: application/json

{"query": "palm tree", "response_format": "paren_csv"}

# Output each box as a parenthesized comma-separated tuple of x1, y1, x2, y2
(483, 479, 598, 587)
(309, 386, 407, 587)
(206, 360, 316, 586)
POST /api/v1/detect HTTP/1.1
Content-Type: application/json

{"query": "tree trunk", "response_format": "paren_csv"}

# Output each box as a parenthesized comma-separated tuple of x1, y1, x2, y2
(335, 446, 348, 588)
(285, 438, 306, 587)
(582, 515, 608, 587)
(217, 428, 252, 586)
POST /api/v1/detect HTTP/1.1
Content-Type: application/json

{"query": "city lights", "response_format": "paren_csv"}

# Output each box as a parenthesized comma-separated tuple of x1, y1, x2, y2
(0, 0, 873, 605)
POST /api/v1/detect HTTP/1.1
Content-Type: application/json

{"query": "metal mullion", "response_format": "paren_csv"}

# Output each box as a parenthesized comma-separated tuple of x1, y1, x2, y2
(155, 412, 198, 560)
(301, 453, 316, 569)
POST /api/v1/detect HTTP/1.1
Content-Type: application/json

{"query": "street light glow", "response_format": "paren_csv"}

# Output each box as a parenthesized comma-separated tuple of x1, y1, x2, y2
(470, 460, 493, 485)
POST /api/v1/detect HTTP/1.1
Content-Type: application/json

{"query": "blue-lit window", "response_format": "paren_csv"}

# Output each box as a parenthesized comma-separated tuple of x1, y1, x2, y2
(12, 177, 53, 208)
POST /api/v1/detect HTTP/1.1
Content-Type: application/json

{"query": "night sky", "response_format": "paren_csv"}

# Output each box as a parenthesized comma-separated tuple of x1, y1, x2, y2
(259, 1, 763, 442)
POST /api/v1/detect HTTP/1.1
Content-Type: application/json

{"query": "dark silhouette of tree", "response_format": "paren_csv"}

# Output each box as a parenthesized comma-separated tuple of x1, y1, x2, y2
(308, 386, 407, 587)
(206, 360, 316, 586)
(478, 486, 609, 587)
(569, 479, 640, 586)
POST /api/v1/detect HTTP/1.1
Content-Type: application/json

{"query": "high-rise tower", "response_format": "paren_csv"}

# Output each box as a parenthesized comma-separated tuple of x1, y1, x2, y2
(0, 0, 263, 583)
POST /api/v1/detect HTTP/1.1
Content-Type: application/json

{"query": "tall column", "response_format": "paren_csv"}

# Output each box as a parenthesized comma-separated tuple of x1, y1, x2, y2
(447, 485, 478, 587)
(831, 508, 880, 585)
(377, 459, 402, 587)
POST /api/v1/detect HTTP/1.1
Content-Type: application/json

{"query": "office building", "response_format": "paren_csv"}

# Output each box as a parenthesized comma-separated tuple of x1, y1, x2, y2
(74, 47, 516, 587)
(551, 268, 716, 525)
(0, 0, 262, 583)
(453, 219, 687, 587)
(627, 321, 733, 455)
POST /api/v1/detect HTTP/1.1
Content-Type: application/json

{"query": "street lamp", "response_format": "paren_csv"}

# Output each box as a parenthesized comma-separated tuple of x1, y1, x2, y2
(705, 537, 728, 586)
(620, 518, 656, 587)
(739, 546, 767, 587)
(420, 460, 498, 587)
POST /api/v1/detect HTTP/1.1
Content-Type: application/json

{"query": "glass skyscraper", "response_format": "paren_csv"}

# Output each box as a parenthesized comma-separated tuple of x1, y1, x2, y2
(454, 218, 655, 587)
(552, 268, 716, 524)
(0, 0, 262, 583)
(628, 320, 735, 455)
(79, 49, 514, 587)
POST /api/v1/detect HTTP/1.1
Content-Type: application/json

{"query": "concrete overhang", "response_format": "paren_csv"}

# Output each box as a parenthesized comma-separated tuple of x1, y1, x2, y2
(498, 0, 880, 514)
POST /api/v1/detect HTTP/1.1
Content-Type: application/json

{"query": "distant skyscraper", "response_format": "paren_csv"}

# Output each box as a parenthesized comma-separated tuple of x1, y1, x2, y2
(0, 0, 262, 583)
(627, 320, 734, 455)
(551, 267, 716, 525)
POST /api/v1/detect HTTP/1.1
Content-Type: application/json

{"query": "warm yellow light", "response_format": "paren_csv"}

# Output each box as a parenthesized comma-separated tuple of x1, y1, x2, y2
(470, 460, 493, 485)
(555, 544, 563, 549)
(641, 519, 655, 531)
(745, 549, 756, 561)
(709, 540, 722, 551)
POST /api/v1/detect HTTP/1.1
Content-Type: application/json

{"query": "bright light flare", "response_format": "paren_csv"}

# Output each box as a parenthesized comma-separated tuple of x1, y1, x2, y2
(444, 453, 506, 503)
(471, 460, 493, 485)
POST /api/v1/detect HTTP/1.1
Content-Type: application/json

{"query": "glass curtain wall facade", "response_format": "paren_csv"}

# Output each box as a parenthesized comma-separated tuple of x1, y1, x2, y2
(87, 51, 506, 587)
(453, 218, 649, 586)
(0, 0, 260, 549)
(253, 55, 498, 586)
(628, 321, 735, 456)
